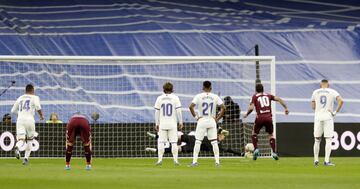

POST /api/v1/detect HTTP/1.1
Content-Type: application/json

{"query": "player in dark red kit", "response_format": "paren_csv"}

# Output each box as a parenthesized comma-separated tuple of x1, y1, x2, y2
(244, 83, 289, 161)
(65, 113, 92, 170)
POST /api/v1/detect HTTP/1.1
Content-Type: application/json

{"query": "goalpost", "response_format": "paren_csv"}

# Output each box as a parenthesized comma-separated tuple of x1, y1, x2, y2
(0, 56, 276, 158)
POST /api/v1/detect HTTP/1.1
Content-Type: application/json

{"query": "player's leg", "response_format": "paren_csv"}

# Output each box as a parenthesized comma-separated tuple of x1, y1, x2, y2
(252, 119, 262, 160)
(192, 123, 206, 166)
(79, 120, 92, 170)
(23, 121, 37, 165)
(265, 119, 278, 160)
(14, 121, 26, 160)
(207, 125, 220, 166)
(157, 129, 167, 165)
(324, 120, 335, 166)
(313, 120, 323, 166)
(168, 129, 179, 165)
(65, 122, 76, 170)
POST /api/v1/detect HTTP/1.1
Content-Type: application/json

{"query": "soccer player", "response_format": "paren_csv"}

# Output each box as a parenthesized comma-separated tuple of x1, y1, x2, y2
(11, 84, 44, 165)
(145, 129, 240, 155)
(154, 82, 183, 166)
(311, 79, 343, 166)
(189, 81, 225, 167)
(65, 113, 92, 170)
(244, 83, 289, 161)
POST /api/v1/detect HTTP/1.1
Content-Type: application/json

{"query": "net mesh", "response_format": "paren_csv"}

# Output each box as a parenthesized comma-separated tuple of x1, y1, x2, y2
(0, 57, 274, 157)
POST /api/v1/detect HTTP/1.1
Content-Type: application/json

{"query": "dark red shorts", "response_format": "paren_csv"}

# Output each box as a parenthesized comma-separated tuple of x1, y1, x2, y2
(253, 116, 273, 134)
(66, 117, 91, 145)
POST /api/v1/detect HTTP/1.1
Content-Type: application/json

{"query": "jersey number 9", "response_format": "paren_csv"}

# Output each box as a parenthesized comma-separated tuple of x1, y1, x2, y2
(320, 95, 327, 108)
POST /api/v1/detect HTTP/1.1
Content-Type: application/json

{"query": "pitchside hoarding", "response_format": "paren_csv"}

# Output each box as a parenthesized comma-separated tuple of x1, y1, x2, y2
(277, 123, 360, 156)
(0, 122, 243, 158)
(1, 123, 358, 157)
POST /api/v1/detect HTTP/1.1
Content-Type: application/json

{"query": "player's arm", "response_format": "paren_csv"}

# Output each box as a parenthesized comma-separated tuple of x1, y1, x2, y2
(311, 92, 316, 110)
(243, 103, 254, 119)
(35, 97, 44, 120)
(311, 101, 316, 110)
(154, 109, 160, 132)
(330, 96, 344, 117)
(189, 94, 200, 120)
(37, 110, 44, 120)
(11, 100, 19, 115)
(176, 98, 184, 130)
(189, 103, 200, 120)
(335, 96, 344, 113)
(215, 103, 225, 122)
(274, 96, 289, 115)
(154, 98, 160, 132)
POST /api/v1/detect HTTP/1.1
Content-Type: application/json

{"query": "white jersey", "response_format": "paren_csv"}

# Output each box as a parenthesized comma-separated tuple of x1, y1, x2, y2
(311, 88, 340, 121)
(11, 94, 41, 122)
(191, 92, 223, 119)
(154, 93, 182, 129)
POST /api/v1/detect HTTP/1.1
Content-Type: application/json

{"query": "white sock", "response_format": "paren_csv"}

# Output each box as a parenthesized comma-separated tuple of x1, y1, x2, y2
(24, 140, 33, 159)
(192, 140, 201, 164)
(325, 138, 332, 163)
(171, 143, 178, 163)
(157, 142, 165, 162)
(313, 138, 321, 162)
(211, 141, 220, 164)
(15, 140, 25, 149)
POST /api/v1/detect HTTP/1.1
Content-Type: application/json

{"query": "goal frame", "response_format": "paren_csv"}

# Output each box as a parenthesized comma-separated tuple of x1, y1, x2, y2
(0, 55, 277, 157)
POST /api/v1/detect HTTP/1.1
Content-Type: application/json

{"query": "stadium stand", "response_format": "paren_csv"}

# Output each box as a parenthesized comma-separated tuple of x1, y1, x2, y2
(0, 0, 359, 123)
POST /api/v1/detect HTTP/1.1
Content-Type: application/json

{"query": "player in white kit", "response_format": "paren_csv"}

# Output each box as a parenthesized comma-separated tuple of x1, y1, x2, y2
(311, 79, 343, 166)
(11, 84, 44, 165)
(189, 81, 225, 167)
(154, 82, 183, 166)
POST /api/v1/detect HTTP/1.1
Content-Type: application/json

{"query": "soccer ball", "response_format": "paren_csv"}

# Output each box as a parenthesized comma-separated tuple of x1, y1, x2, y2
(244, 143, 254, 159)
(245, 143, 254, 152)
(244, 152, 253, 159)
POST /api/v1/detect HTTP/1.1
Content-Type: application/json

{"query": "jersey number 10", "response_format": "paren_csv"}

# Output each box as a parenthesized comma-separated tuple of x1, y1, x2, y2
(161, 103, 173, 116)
(257, 96, 270, 108)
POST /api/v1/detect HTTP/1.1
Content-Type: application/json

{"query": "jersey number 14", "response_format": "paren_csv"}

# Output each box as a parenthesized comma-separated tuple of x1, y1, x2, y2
(19, 100, 30, 112)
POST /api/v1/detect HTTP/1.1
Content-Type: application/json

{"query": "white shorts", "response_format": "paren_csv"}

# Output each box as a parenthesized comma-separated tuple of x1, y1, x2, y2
(314, 119, 334, 138)
(16, 119, 37, 140)
(195, 118, 217, 141)
(158, 129, 178, 143)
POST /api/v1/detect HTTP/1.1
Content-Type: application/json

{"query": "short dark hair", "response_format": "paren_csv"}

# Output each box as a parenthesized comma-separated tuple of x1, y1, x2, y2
(163, 82, 173, 93)
(3, 113, 11, 121)
(203, 81, 212, 89)
(25, 84, 34, 93)
(255, 83, 264, 93)
(321, 79, 328, 83)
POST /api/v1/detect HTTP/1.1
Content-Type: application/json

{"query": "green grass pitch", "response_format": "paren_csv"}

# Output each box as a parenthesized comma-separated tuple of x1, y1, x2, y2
(0, 157, 359, 189)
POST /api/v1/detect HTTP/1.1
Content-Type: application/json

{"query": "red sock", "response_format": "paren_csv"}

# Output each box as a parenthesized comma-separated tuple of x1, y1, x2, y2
(84, 146, 92, 165)
(269, 138, 276, 153)
(65, 145, 73, 164)
(252, 135, 258, 149)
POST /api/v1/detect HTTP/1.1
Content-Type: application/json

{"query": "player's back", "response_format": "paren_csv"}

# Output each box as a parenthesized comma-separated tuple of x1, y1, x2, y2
(12, 94, 41, 122)
(193, 92, 223, 119)
(155, 93, 181, 128)
(312, 88, 339, 121)
(252, 92, 275, 118)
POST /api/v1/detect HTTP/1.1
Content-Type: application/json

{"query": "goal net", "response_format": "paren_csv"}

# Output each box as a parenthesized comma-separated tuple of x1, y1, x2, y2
(0, 56, 275, 158)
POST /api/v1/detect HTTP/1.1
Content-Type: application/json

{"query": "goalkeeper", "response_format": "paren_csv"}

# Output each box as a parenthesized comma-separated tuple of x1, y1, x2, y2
(146, 128, 241, 155)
